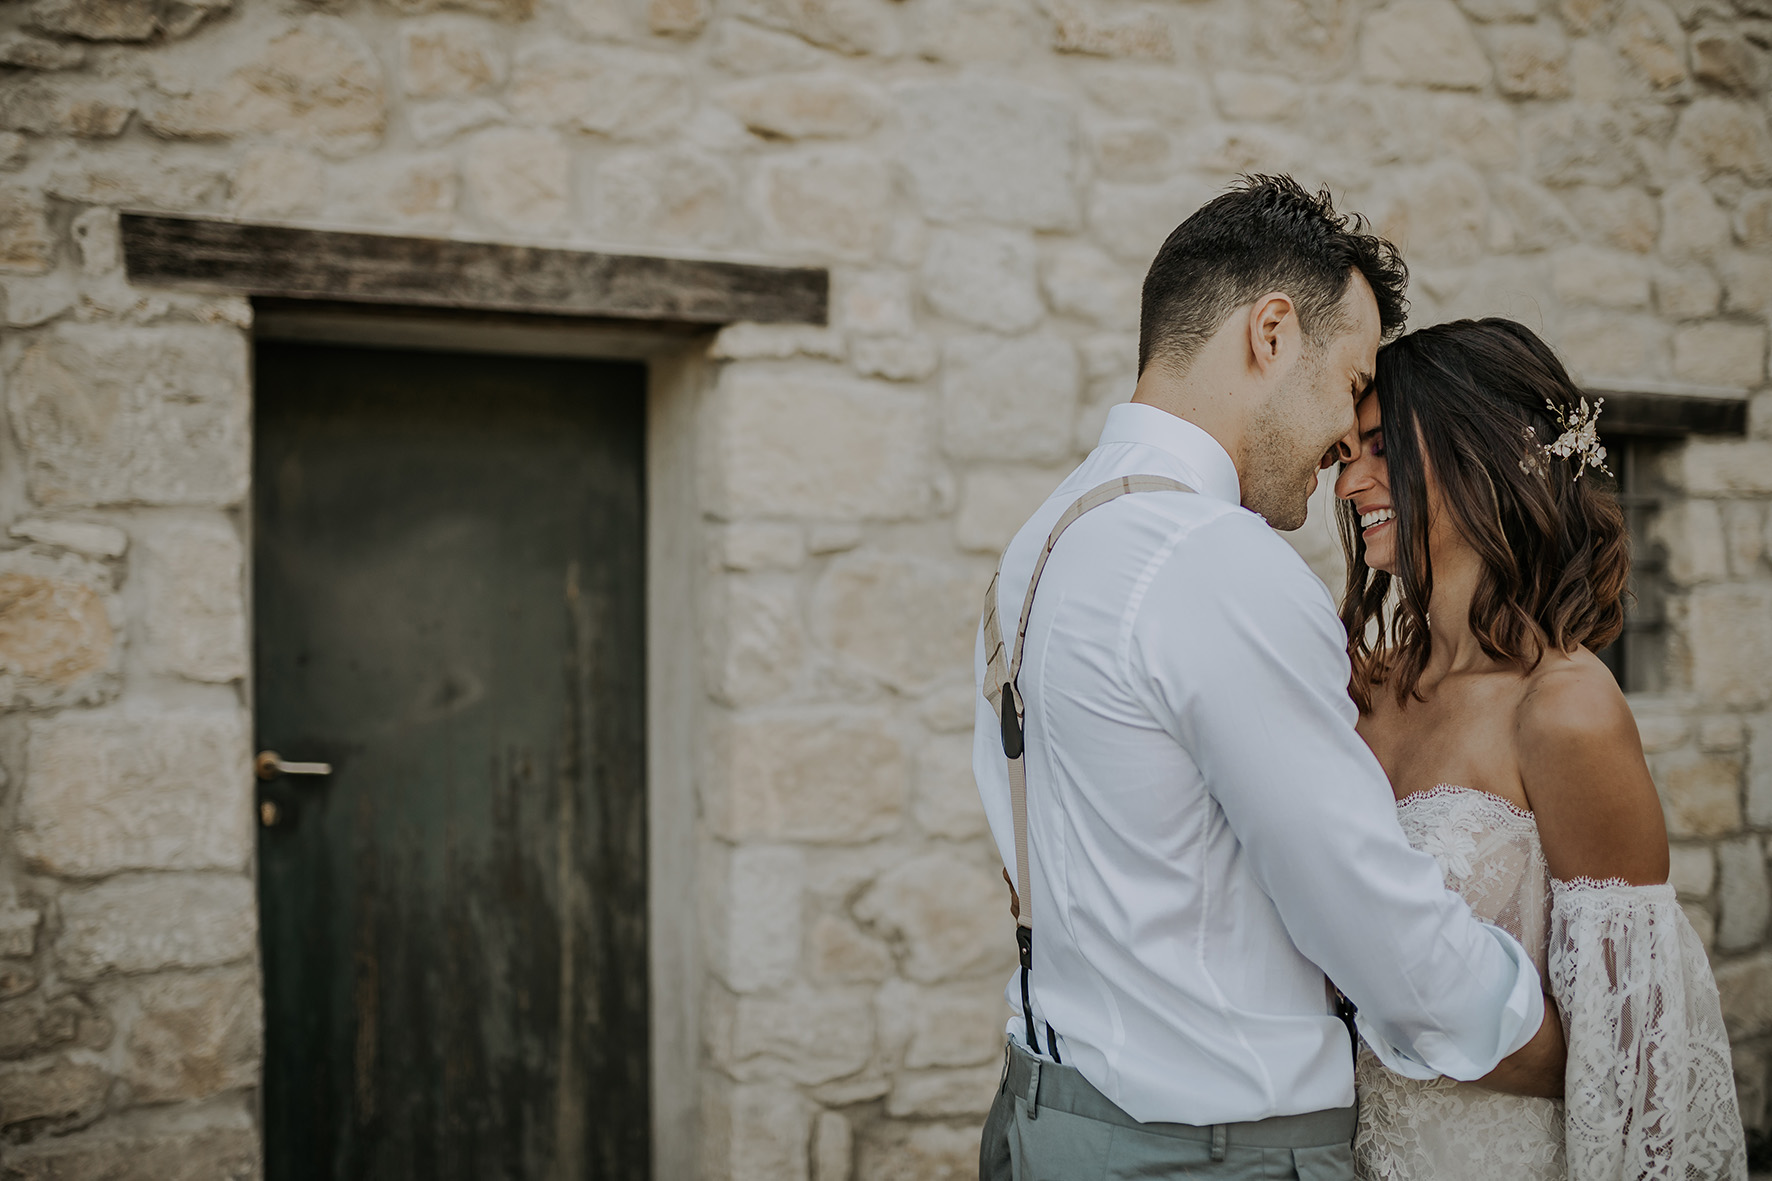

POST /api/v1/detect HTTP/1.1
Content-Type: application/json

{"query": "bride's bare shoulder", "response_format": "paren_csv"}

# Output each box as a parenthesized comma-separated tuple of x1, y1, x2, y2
(1514, 649, 1669, 884)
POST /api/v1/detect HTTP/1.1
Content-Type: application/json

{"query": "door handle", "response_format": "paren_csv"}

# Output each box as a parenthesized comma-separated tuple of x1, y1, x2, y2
(255, 751, 333, 781)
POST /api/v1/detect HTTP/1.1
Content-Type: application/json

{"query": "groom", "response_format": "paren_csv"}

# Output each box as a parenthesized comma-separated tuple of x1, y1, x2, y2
(974, 176, 1559, 1180)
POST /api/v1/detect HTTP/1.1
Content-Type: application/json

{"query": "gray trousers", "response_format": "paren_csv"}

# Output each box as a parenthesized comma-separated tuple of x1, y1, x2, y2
(979, 1043, 1356, 1181)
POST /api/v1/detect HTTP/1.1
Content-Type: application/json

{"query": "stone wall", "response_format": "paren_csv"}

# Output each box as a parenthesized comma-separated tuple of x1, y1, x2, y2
(0, 0, 1767, 1176)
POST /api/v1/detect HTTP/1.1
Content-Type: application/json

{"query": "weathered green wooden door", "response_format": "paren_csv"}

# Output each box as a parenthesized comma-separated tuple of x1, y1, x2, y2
(253, 341, 649, 1181)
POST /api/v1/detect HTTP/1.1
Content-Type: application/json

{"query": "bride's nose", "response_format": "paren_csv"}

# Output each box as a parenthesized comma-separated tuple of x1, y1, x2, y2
(1333, 449, 1371, 501)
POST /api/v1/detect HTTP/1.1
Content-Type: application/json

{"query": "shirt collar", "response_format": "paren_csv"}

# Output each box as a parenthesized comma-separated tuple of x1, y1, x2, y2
(1097, 402, 1243, 506)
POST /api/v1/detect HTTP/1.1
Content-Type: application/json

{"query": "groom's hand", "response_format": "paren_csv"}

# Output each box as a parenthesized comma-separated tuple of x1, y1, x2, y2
(1473, 994, 1565, 1099)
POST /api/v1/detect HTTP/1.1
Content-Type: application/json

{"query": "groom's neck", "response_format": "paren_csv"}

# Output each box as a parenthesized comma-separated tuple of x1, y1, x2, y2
(1131, 358, 1251, 481)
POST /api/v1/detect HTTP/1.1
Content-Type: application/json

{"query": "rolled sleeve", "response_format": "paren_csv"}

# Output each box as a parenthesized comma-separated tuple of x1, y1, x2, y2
(1125, 514, 1544, 1081)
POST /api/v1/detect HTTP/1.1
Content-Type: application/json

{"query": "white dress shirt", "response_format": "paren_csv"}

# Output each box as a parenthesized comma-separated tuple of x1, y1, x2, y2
(973, 402, 1544, 1126)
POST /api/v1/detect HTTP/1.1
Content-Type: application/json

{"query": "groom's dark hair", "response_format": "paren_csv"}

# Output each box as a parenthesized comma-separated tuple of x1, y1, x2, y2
(1138, 174, 1409, 376)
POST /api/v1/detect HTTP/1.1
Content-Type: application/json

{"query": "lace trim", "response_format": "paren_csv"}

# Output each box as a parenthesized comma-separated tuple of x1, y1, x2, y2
(1396, 782, 1536, 822)
(1550, 875, 1677, 899)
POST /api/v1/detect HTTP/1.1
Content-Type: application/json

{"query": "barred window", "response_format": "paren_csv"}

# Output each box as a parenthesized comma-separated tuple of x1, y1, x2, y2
(1594, 436, 1673, 695)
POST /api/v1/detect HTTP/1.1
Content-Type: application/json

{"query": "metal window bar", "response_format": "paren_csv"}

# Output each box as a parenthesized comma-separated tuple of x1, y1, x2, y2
(1595, 438, 1670, 695)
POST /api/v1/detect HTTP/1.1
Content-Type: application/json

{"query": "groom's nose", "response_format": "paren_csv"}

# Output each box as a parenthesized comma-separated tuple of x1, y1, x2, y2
(1321, 425, 1360, 469)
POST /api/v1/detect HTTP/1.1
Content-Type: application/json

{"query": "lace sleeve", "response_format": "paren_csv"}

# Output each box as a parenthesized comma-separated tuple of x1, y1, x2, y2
(1549, 878, 1747, 1181)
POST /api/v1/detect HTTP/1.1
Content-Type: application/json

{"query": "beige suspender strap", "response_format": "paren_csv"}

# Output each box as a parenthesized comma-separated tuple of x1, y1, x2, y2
(981, 474, 1194, 934)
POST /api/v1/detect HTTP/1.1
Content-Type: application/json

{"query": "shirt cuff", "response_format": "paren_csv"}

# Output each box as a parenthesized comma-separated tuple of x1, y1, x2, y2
(1356, 922, 1546, 1083)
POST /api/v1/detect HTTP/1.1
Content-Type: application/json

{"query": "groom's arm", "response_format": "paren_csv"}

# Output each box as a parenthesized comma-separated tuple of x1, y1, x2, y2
(1126, 513, 1545, 1082)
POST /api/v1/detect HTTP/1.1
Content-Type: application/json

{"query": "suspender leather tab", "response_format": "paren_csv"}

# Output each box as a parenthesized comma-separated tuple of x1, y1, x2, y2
(981, 474, 1195, 1062)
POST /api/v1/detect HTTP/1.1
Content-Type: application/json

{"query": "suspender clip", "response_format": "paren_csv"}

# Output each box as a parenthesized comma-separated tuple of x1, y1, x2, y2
(1000, 683, 1023, 759)
(1015, 923, 1033, 971)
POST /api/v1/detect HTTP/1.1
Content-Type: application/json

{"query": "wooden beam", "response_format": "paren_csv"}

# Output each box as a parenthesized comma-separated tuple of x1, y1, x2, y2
(120, 213, 828, 327)
(1588, 387, 1749, 437)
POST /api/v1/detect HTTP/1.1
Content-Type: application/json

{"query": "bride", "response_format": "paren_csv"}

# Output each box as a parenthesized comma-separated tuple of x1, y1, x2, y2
(1331, 317, 1747, 1180)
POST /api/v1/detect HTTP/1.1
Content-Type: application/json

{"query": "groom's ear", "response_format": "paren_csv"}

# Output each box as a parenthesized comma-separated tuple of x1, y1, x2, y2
(1248, 291, 1299, 377)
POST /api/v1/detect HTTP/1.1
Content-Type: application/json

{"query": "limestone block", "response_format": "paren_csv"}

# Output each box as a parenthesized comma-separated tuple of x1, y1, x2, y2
(941, 335, 1079, 463)
(723, 989, 875, 1084)
(733, 0, 898, 54)
(44, 147, 225, 209)
(407, 97, 505, 147)
(1689, 584, 1772, 707)
(914, 0, 1040, 64)
(30, 0, 156, 40)
(877, 977, 1006, 1068)
(711, 324, 847, 362)
(711, 18, 835, 72)
(722, 1082, 813, 1181)
(1487, 175, 1579, 253)
(0, 132, 26, 171)
(1734, 1043, 1770, 1137)
(811, 554, 978, 693)
(1554, 311, 1667, 385)
(841, 271, 913, 337)
(1716, 952, 1772, 1038)
(0, 967, 36, 1002)
(1722, 502, 1765, 577)
(1041, 242, 1138, 327)
(1050, 0, 1172, 59)
(707, 369, 934, 521)
(231, 145, 325, 219)
(1672, 322, 1765, 388)
(1609, 0, 1686, 88)
(0, 549, 119, 709)
(914, 731, 988, 840)
(1087, 178, 1214, 263)
(115, 966, 260, 1103)
(1673, 100, 1772, 185)
(1567, 185, 1657, 254)
(853, 854, 1016, 982)
(68, 208, 115, 280)
(329, 154, 457, 231)
(1458, 0, 1540, 19)
(1632, 708, 1689, 753)
(1668, 844, 1715, 898)
(1553, 246, 1650, 308)
(4, 272, 75, 328)
(1209, 71, 1301, 123)
(718, 523, 806, 572)
(138, 519, 247, 684)
(58, 874, 255, 980)
(756, 148, 890, 261)
(1749, 715, 1772, 828)
(955, 467, 1063, 555)
(1660, 181, 1734, 263)
(7, 322, 250, 508)
(899, 80, 1079, 231)
(1524, 108, 1642, 187)
(1657, 498, 1728, 585)
(0, 993, 93, 1060)
(400, 15, 505, 98)
(1682, 900, 1715, 950)
(1378, 162, 1489, 265)
(1701, 715, 1745, 752)
(0, 77, 134, 138)
(7, 516, 124, 563)
(718, 710, 906, 843)
(590, 149, 735, 247)
(1700, 28, 1765, 91)
(1087, 121, 1171, 184)
(1721, 253, 1772, 318)
(19, 709, 252, 878)
(856, 1119, 977, 1181)
(809, 913, 892, 982)
(1673, 439, 1772, 495)
(463, 126, 567, 232)
(720, 74, 882, 139)
(1655, 749, 1743, 837)
(705, 573, 806, 707)
(1359, 0, 1491, 89)
(1241, 0, 1363, 81)
(2, 1124, 258, 1180)
(1568, 38, 1626, 102)
(648, 0, 709, 33)
(1655, 267, 1721, 320)
(0, 187, 53, 275)
(145, 18, 386, 145)
(885, 1062, 999, 1117)
(0, 909, 40, 958)
(850, 336, 938, 382)
(921, 228, 1042, 334)
(0, 33, 84, 70)
(1077, 63, 1210, 125)
(508, 45, 690, 139)
(1737, 190, 1772, 250)
(1717, 836, 1770, 951)
(710, 844, 803, 992)
(813, 1111, 852, 1181)
(1489, 23, 1570, 97)
(0, 1056, 108, 1132)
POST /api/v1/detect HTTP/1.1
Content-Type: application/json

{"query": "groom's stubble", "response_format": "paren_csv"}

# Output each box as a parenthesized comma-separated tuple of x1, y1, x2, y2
(1240, 342, 1348, 531)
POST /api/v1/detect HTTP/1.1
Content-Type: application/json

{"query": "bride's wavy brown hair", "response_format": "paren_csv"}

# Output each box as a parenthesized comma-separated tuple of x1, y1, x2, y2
(1338, 318, 1630, 711)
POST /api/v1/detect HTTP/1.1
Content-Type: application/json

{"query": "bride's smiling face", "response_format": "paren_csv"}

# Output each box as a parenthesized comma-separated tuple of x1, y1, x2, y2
(1334, 392, 1397, 573)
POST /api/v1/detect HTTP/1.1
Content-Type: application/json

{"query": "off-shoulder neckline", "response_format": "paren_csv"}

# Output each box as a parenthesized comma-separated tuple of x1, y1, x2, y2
(1395, 782, 1536, 822)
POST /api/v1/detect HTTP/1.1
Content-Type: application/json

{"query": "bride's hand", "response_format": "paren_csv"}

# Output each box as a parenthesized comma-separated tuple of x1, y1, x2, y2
(1473, 994, 1565, 1099)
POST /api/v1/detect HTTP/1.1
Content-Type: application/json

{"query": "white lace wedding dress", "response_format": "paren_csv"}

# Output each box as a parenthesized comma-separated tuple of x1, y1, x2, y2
(1353, 784, 1746, 1181)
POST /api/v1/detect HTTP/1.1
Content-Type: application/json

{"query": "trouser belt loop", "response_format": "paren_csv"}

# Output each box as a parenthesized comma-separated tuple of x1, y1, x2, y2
(1025, 1058, 1042, 1120)
(1210, 1123, 1228, 1162)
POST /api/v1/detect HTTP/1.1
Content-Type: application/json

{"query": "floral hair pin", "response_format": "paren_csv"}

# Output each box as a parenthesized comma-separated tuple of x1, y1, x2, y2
(1523, 396, 1611, 481)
